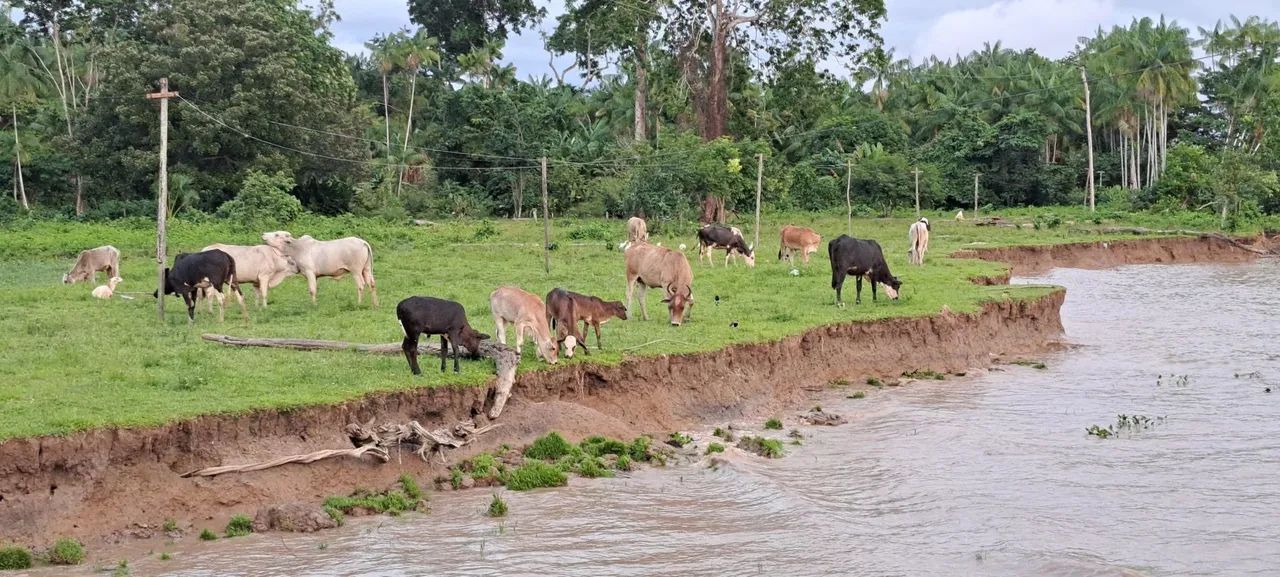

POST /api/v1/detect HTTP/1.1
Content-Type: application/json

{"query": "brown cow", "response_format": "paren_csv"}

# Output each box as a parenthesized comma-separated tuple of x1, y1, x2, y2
(627, 216, 649, 244)
(63, 245, 120, 284)
(624, 243, 693, 325)
(779, 225, 821, 266)
(490, 286, 559, 364)
(546, 288, 627, 356)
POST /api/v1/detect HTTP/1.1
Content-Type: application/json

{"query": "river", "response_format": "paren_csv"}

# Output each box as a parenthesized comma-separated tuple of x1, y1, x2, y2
(135, 260, 1280, 576)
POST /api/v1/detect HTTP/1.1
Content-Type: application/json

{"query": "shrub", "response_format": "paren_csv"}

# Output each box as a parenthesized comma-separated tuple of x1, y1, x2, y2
(48, 537, 85, 565)
(737, 436, 784, 458)
(162, 519, 178, 533)
(225, 514, 253, 537)
(468, 453, 501, 479)
(627, 436, 652, 461)
(504, 462, 568, 491)
(323, 488, 418, 516)
(706, 442, 725, 454)
(576, 456, 613, 479)
(712, 427, 726, 438)
(399, 474, 423, 501)
(763, 418, 783, 430)
(0, 546, 32, 570)
(159, 552, 172, 561)
(566, 222, 613, 240)
(615, 454, 633, 470)
(524, 432, 574, 460)
(199, 529, 217, 541)
(323, 505, 345, 527)
(580, 435, 628, 457)
(848, 391, 867, 399)
(668, 432, 693, 447)
(473, 220, 498, 240)
(487, 494, 508, 517)
(450, 466, 464, 490)
(215, 170, 303, 228)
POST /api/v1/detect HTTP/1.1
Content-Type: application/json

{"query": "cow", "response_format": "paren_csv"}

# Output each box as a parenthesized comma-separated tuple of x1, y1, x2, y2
(396, 296, 490, 374)
(829, 235, 902, 307)
(489, 286, 559, 364)
(261, 231, 377, 306)
(62, 245, 120, 284)
(955, 210, 965, 221)
(546, 288, 627, 356)
(696, 224, 755, 267)
(91, 276, 123, 300)
(154, 249, 248, 322)
(627, 216, 649, 244)
(908, 218, 931, 266)
(200, 243, 299, 308)
(778, 225, 822, 266)
(625, 242, 694, 326)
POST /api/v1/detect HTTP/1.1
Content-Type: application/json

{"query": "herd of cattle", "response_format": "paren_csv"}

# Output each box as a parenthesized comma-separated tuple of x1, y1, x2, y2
(61, 217, 932, 374)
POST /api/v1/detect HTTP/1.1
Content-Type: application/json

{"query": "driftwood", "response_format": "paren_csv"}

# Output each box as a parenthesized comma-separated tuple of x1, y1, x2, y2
(181, 418, 500, 478)
(202, 334, 521, 419)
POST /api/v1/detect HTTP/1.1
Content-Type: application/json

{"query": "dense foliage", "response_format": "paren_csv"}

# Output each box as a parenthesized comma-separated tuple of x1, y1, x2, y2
(2, 2, 1279, 228)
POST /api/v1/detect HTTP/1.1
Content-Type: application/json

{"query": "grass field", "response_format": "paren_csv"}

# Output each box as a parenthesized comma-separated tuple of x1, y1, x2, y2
(0, 207, 1227, 440)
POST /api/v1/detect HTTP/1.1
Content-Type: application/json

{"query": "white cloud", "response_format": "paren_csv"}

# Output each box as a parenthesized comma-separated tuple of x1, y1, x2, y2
(910, 0, 1125, 61)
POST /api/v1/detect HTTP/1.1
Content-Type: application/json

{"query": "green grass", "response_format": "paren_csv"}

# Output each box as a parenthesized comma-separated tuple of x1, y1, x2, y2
(524, 432, 574, 460)
(486, 493, 508, 517)
(198, 529, 217, 541)
(503, 461, 568, 491)
(706, 442, 725, 454)
(323, 486, 420, 516)
(737, 436, 785, 458)
(224, 514, 253, 537)
(847, 390, 867, 399)
(763, 418, 783, 430)
(47, 537, 85, 565)
(0, 546, 32, 570)
(0, 208, 1164, 440)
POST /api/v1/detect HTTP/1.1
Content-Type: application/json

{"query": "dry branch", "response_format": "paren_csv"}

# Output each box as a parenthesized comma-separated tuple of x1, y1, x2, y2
(202, 334, 521, 418)
(181, 444, 389, 478)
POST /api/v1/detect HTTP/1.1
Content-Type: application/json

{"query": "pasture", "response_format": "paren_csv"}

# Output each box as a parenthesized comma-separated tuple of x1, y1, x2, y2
(0, 210, 1161, 440)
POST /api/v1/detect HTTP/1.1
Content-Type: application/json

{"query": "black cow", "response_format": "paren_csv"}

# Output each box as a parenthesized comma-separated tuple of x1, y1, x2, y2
(396, 296, 490, 374)
(696, 224, 755, 267)
(829, 235, 902, 306)
(154, 249, 247, 322)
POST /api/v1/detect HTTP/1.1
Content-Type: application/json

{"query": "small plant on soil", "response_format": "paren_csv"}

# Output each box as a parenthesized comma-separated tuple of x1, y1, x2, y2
(0, 545, 33, 570)
(450, 466, 465, 490)
(47, 537, 85, 565)
(829, 378, 851, 388)
(525, 432, 574, 460)
(866, 377, 883, 387)
(581, 436, 629, 457)
(324, 486, 420, 517)
(712, 427, 727, 438)
(323, 505, 345, 526)
(399, 474, 424, 501)
(576, 456, 614, 479)
(504, 462, 568, 491)
(224, 515, 253, 538)
(162, 519, 179, 533)
(667, 432, 694, 447)
(788, 429, 804, 440)
(628, 436, 654, 461)
(811, 405, 822, 412)
(763, 418, 783, 430)
(737, 436, 784, 458)
(159, 552, 172, 561)
(706, 442, 725, 454)
(615, 454, 633, 471)
(198, 529, 217, 541)
(903, 369, 945, 380)
(113, 559, 130, 577)
(487, 494, 509, 517)
(847, 391, 867, 399)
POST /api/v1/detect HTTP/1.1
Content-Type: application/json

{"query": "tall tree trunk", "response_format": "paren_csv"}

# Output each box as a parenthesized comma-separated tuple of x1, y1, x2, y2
(396, 68, 418, 198)
(1081, 67, 1095, 211)
(381, 72, 391, 163)
(12, 105, 29, 210)
(703, 8, 728, 141)
(633, 42, 648, 143)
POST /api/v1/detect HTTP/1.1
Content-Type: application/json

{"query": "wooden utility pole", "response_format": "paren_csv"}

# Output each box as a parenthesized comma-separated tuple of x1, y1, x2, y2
(845, 156, 853, 235)
(912, 167, 922, 217)
(147, 78, 178, 321)
(1081, 66, 1097, 212)
(541, 156, 550, 273)
(973, 172, 981, 219)
(753, 153, 763, 251)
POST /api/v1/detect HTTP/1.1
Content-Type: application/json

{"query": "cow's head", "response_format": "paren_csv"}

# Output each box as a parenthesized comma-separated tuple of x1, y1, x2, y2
(561, 335, 578, 359)
(461, 327, 490, 359)
(920, 217, 931, 232)
(62, 268, 88, 284)
(261, 231, 295, 253)
(663, 286, 692, 326)
(152, 268, 174, 298)
(607, 300, 628, 321)
(882, 276, 903, 300)
(539, 335, 560, 365)
(742, 244, 756, 267)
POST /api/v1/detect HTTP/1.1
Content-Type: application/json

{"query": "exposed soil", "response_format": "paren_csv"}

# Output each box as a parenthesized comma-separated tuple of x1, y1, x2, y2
(0, 235, 1257, 553)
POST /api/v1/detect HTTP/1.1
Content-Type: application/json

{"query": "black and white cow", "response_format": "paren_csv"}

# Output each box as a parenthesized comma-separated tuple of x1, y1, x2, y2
(829, 235, 901, 306)
(154, 249, 248, 322)
(696, 224, 755, 267)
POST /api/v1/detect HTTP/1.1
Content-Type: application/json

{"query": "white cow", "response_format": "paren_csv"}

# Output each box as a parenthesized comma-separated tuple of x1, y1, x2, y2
(201, 243, 299, 308)
(908, 218, 931, 266)
(261, 231, 378, 306)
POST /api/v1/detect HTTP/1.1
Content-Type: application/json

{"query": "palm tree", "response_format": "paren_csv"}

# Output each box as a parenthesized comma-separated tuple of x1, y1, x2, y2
(394, 30, 440, 198)
(0, 38, 41, 210)
(367, 34, 401, 165)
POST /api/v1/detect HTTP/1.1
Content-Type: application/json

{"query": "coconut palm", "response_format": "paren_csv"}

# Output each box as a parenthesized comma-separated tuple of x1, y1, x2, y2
(394, 30, 441, 197)
(0, 38, 43, 210)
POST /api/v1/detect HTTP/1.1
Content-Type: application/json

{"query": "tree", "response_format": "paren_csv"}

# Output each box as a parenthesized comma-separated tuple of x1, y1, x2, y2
(0, 34, 42, 210)
(406, 0, 542, 62)
(392, 29, 440, 197)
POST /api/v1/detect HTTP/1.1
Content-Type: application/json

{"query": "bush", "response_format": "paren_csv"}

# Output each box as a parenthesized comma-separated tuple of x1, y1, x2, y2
(504, 462, 568, 491)
(487, 494, 508, 517)
(580, 435, 628, 457)
(467, 453, 501, 479)
(764, 418, 783, 430)
(399, 474, 423, 501)
(627, 436, 652, 461)
(575, 456, 613, 479)
(524, 432, 574, 460)
(706, 442, 725, 454)
(225, 514, 253, 537)
(216, 170, 303, 228)
(615, 454, 633, 470)
(199, 529, 217, 541)
(47, 537, 85, 565)
(0, 546, 32, 570)
(737, 436, 784, 458)
(323, 505, 345, 527)
(566, 222, 613, 241)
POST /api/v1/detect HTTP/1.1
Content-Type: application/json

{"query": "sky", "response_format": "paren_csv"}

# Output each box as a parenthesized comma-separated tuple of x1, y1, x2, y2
(326, 0, 1276, 79)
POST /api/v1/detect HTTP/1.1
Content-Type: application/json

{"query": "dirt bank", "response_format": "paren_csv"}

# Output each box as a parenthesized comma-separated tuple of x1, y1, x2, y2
(0, 235, 1257, 551)
(955, 234, 1257, 276)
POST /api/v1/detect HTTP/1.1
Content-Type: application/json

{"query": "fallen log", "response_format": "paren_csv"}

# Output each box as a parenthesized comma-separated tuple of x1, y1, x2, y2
(201, 334, 521, 419)
(182, 444, 389, 478)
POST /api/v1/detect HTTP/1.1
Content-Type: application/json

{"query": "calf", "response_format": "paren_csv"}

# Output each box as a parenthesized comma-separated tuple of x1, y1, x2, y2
(779, 225, 821, 266)
(396, 296, 490, 374)
(829, 235, 902, 306)
(625, 242, 694, 325)
(546, 288, 627, 355)
(907, 218, 930, 266)
(627, 216, 649, 244)
(155, 249, 248, 322)
(92, 276, 123, 300)
(262, 231, 377, 306)
(63, 245, 120, 284)
(490, 286, 558, 364)
(696, 224, 755, 267)
(201, 243, 299, 307)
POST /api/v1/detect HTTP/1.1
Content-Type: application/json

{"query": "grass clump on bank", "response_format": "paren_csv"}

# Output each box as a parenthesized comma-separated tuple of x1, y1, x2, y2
(324, 485, 423, 517)
(706, 442, 725, 454)
(904, 369, 945, 380)
(0, 546, 33, 570)
(524, 432, 574, 460)
(504, 462, 568, 491)
(224, 515, 253, 538)
(763, 418, 783, 430)
(847, 391, 867, 399)
(47, 538, 85, 565)
(198, 529, 217, 541)
(487, 494, 508, 517)
(737, 436, 785, 458)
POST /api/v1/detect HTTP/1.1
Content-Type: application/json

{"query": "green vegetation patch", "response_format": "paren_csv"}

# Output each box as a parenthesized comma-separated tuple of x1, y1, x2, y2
(323, 486, 422, 516)
(504, 462, 568, 491)
(706, 442, 726, 454)
(487, 494, 508, 517)
(47, 538, 85, 565)
(763, 418, 783, 430)
(224, 514, 253, 538)
(0, 546, 33, 570)
(198, 529, 217, 541)
(737, 436, 785, 458)
(524, 432, 574, 460)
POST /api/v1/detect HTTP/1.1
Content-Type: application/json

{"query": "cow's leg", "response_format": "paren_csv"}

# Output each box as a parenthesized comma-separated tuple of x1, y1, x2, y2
(854, 275, 865, 304)
(182, 290, 196, 323)
(832, 269, 847, 307)
(439, 335, 450, 372)
(353, 270, 365, 305)
(255, 278, 268, 308)
(636, 284, 649, 321)
(592, 321, 602, 350)
(513, 322, 525, 356)
(724, 250, 731, 267)
(493, 314, 507, 346)
(402, 332, 421, 375)
(364, 265, 378, 307)
(446, 332, 462, 373)
(871, 276, 879, 301)
(305, 271, 318, 305)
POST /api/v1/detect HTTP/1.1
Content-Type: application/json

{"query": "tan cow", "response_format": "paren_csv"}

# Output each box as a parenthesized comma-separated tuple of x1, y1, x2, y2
(490, 286, 559, 364)
(627, 216, 649, 244)
(625, 243, 694, 325)
(778, 225, 821, 266)
(62, 245, 120, 284)
(201, 243, 299, 307)
(262, 231, 378, 306)
(908, 218, 930, 266)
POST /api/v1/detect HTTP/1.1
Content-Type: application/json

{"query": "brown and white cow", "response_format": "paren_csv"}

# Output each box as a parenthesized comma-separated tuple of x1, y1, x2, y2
(907, 218, 930, 266)
(778, 225, 821, 266)
(545, 287, 627, 356)
(625, 242, 694, 325)
(201, 243, 299, 307)
(261, 231, 377, 306)
(490, 286, 559, 364)
(627, 216, 649, 244)
(62, 245, 120, 284)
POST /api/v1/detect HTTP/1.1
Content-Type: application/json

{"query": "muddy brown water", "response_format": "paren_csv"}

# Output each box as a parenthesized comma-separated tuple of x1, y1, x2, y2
(84, 261, 1280, 577)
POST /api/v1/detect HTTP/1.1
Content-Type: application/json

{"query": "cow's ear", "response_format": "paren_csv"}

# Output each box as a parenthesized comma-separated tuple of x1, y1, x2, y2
(661, 297, 671, 303)
(476, 333, 491, 341)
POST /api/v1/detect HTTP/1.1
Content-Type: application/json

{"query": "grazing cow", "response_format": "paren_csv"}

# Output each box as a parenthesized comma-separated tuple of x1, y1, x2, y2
(155, 249, 248, 322)
(908, 218, 931, 266)
(201, 243, 299, 308)
(778, 225, 822, 266)
(696, 224, 755, 267)
(627, 216, 649, 244)
(396, 296, 490, 374)
(490, 286, 559, 364)
(955, 210, 965, 221)
(829, 235, 901, 306)
(262, 231, 377, 306)
(91, 276, 123, 300)
(546, 288, 627, 355)
(625, 242, 694, 325)
(62, 245, 120, 284)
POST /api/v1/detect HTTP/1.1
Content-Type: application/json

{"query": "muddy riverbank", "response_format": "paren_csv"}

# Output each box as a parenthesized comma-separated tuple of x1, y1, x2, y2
(0, 234, 1256, 554)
